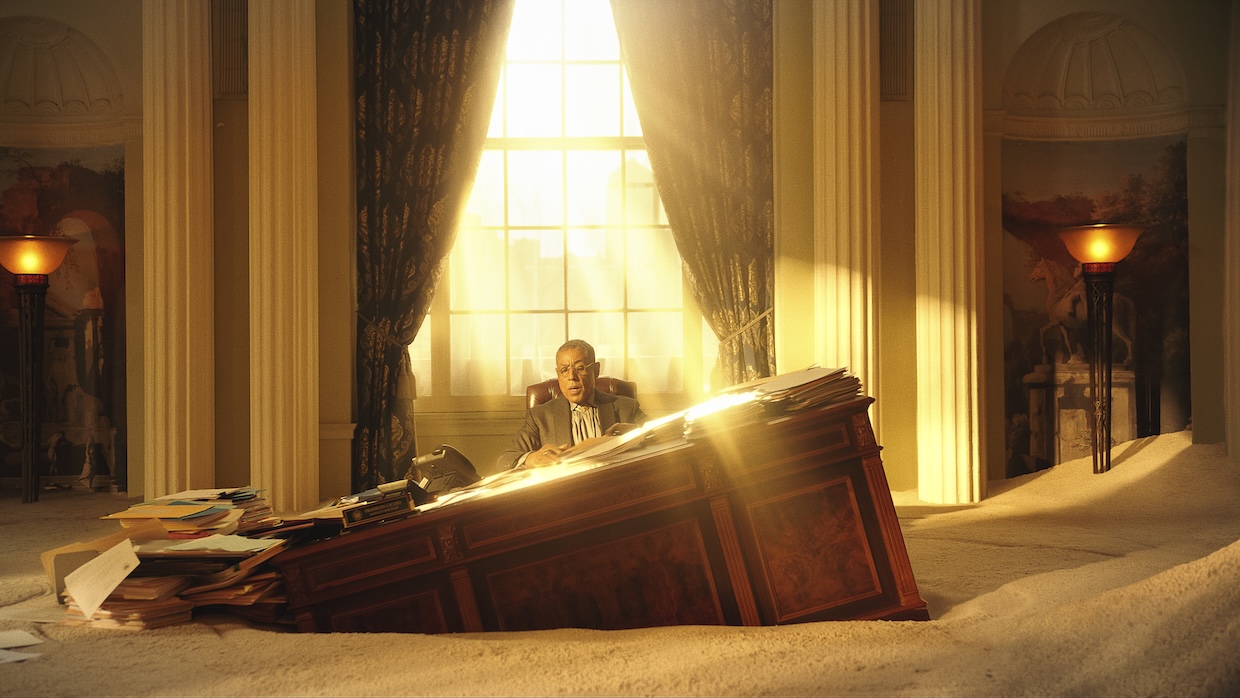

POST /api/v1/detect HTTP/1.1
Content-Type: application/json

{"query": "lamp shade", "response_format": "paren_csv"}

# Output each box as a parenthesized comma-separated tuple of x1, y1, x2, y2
(1057, 224, 1144, 264)
(0, 235, 77, 276)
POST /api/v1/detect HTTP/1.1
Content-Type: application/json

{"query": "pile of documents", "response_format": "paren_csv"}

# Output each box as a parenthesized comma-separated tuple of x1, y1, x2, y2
(44, 495, 292, 630)
(683, 366, 863, 439)
(749, 366, 862, 412)
(101, 488, 278, 538)
(55, 531, 289, 630)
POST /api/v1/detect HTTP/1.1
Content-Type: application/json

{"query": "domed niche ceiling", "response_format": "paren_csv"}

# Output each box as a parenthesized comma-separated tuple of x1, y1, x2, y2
(0, 16, 125, 120)
(1002, 11, 1187, 123)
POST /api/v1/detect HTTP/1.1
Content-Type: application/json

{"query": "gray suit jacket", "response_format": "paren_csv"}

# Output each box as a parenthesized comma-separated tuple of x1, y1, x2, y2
(496, 391, 647, 470)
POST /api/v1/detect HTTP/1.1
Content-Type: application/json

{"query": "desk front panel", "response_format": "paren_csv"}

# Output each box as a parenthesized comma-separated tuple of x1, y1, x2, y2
(273, 398, 928, 632)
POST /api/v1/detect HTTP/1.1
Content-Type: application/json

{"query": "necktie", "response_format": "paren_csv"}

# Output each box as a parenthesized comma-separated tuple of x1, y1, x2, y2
(571, 404, 601, 445)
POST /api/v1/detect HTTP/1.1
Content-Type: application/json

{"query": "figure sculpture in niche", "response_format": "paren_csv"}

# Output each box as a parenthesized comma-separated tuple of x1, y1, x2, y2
(1029, 257, 1135, 366)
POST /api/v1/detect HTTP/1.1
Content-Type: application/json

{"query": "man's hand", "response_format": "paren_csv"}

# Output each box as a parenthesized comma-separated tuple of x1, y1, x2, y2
(525, 443, 568, 467)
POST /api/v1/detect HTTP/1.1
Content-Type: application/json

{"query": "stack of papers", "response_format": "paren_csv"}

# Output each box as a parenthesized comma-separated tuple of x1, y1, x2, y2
(749, 366, 862, 412)
(102, 502, 243, 537)
(682, 366, 864, 439)
(148, 487, 279, 535)
(47, 523, 291, 631)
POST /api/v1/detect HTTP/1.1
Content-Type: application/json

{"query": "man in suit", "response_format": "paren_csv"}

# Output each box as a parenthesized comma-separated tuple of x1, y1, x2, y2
(497, 339, 646, 470)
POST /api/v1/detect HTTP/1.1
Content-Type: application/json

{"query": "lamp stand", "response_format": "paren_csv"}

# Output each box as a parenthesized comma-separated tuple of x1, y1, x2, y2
(15, 274, 49, 503)
(1082, 262, 1115, 474)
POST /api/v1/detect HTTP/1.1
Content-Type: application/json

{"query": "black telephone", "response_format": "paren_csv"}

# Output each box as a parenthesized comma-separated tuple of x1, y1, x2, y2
(410, 444, 480, 497)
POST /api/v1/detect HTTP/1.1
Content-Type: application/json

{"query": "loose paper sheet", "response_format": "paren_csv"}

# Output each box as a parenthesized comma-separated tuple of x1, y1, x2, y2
(63, 539, 140, 620)
(0, 630, 42, 649)
(0, 648, 39, 664)
(165, 534, 284, 553)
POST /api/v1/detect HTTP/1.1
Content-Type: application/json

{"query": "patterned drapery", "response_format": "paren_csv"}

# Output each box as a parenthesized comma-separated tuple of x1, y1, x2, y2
(353, 0, 513, 491)
(611, 0, 776, 387)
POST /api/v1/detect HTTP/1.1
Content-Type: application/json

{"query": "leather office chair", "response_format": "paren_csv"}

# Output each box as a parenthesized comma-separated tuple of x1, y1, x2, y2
(525, 376, 637, 410)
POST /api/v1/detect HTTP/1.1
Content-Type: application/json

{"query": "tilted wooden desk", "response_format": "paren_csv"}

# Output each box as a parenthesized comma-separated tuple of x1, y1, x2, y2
(272, 397, 928, 633)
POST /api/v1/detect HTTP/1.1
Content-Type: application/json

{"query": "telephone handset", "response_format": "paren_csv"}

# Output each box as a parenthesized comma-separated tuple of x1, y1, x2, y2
(411, 444, 480, 497)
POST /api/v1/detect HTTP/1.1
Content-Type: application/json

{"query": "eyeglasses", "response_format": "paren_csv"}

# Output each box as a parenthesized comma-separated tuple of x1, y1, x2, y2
(556, 362, 597, 379)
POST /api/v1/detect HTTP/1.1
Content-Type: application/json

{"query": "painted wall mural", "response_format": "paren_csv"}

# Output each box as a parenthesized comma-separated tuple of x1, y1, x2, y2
(1001, 136, 1190, 478)
(0, 145, 126, 490)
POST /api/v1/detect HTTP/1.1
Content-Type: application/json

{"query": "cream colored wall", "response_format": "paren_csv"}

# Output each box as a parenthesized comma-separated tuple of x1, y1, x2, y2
(770, 0, 921, 492)
(315, 0, 357, 499)
(213, 97, 250, 489)
(875, 96, 921, 490)
(772, 0, 816, 377)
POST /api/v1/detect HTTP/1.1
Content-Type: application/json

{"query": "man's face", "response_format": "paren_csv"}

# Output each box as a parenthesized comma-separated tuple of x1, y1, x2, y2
(555, 347, 598, 405)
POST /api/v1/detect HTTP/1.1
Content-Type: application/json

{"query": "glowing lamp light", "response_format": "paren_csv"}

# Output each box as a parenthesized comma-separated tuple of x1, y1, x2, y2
(0, 235, 77, 278)
(1055, 223, 1144, 474)
(1057, 224, 1144, 267)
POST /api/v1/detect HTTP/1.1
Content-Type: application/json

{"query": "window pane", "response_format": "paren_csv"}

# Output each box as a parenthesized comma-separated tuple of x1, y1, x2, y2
(565, 65, 620, 137)
(566, 228, 623, 310)
(569, 311, 625, 376)
(439, 0, 693, 402)
(508, 314, 566, 395)
(487, 69, 506, 139)
(564, 0, 619, 60)
(627, 228, 682, 309)
(507, 0, 562, 61)
(621, 153, 663, 225)
(451, 314, 506, 396)
(465, 151, 505, 226)
(505, 64, 562, 137)
(451, 229, 506, 311)
(622, 69, 643, 138)
(508, 150, 564, 226)
(628, 311, 683, 393)
(408, 316, 432, 398)
(566, 150, 621, 226)
(509, 229, 565, 310)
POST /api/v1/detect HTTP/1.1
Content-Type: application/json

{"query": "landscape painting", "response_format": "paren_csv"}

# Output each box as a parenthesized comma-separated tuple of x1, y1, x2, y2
(1001, 135, 1189, 477)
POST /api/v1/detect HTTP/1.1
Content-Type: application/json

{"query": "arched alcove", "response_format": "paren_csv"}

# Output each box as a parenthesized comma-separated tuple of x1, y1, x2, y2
(998, 12, 1192, 477)
(0, 15, 131, 491)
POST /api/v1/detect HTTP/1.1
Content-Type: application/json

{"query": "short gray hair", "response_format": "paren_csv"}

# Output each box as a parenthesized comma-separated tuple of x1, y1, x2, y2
(556, 339, 596, 365)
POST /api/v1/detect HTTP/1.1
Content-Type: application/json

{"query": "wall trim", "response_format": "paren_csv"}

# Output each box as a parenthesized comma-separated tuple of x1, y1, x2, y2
(0, 118, 141, 147)
(1002, 111, 1189, 141)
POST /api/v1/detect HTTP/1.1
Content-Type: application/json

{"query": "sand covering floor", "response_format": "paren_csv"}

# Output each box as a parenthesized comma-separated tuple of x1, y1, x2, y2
(1, 430, 1238, 696)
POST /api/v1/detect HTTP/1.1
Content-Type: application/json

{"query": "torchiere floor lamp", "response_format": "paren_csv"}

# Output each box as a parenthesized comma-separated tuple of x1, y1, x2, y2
(1057, 223, 1144, 474)
(0, 234, 77, 502)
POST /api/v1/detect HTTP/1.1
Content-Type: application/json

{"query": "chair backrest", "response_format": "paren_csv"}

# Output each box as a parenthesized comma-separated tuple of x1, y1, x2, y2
(525, 376, 637, 410)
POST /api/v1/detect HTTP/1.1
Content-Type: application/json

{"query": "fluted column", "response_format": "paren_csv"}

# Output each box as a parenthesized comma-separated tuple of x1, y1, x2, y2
(248, 1, 320, 514)
(914, 0, 984, 503)
(812, 0, 881, 411)
(141, 0, 215, 498)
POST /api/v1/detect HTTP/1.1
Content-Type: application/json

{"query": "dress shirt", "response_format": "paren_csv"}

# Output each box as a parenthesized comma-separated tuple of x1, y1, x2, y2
(571, 403, 601, 445)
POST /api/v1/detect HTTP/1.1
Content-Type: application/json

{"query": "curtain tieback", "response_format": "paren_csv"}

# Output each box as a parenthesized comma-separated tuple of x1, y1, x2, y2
(358, 313, 407, 349)
(718, 308, 773, 348)
(359, 312, 417, 400)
